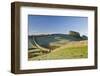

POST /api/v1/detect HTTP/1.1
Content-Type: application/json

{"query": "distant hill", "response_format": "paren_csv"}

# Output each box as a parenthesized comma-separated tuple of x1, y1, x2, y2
(28, 32, 87, 50)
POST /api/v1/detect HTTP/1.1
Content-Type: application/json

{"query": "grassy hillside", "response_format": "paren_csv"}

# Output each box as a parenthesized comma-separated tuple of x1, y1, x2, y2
(28, 40, 88, 60)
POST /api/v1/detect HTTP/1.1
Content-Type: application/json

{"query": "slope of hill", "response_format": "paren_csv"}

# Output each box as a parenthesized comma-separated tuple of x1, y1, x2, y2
(28, 33, 88, 60)
(28, 34, 84, 49)
(29, 40, 88, 60)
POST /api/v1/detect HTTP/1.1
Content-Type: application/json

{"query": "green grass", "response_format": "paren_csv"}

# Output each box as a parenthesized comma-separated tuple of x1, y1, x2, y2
(29, 45, 88, 60)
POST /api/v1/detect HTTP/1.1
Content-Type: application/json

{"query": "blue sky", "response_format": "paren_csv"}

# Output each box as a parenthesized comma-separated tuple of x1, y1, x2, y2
(28, 15, 88, 36)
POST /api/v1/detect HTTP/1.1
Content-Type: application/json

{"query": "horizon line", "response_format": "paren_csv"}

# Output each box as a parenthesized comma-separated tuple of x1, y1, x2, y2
(28, 33, 88, 36)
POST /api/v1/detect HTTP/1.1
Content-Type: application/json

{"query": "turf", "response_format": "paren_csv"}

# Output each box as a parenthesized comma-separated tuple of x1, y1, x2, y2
(29, 44, 88, 60)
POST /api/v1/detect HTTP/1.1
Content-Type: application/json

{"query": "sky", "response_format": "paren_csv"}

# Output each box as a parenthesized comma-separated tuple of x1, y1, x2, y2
(28, 15, 88, 36)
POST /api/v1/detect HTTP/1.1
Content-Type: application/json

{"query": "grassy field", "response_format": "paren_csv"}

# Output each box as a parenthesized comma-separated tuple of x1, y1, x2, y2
(28, 40, 88, 60)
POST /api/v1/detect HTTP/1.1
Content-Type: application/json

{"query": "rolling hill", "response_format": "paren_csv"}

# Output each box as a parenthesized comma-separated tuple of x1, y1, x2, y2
(28, 33, 85, 50)
(28, 33, 88, 60)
